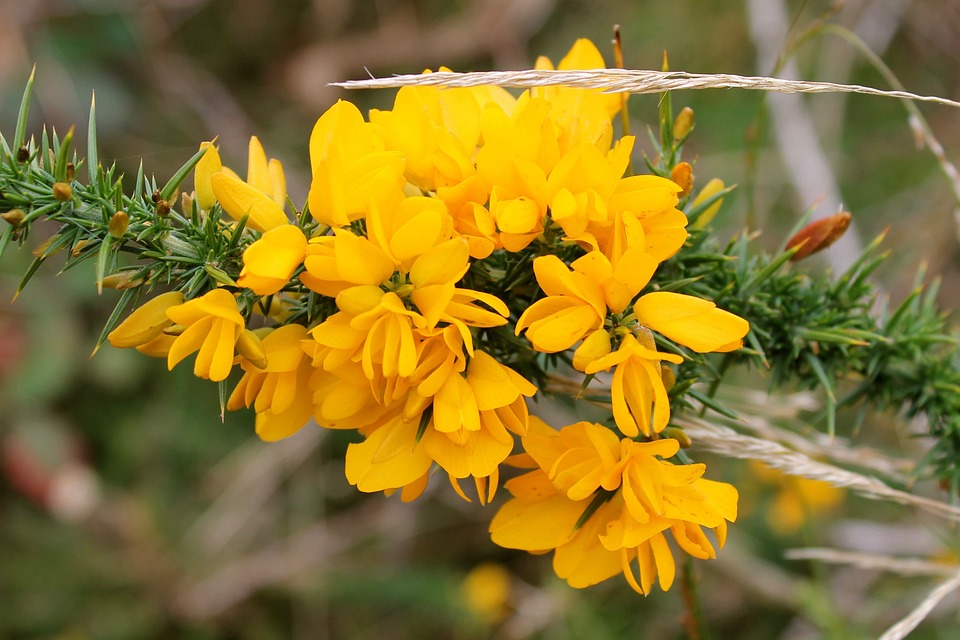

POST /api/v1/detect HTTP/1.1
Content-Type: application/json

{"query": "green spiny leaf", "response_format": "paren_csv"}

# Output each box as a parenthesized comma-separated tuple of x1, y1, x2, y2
(13, 65, 36, 155)
(159, 145, 208, 202)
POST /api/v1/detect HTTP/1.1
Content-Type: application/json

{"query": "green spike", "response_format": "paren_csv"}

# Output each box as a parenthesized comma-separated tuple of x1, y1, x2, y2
(54, 125, 75, 182)
(87, 92, 99, 182)
(13, 65, 36, 155)
(159, 145, 208, 202)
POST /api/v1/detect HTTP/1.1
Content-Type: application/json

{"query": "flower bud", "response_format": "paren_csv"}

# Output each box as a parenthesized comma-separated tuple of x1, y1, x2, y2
(156, 200, 171, 217)
(689, 178, 725, 230)
(100, 271, 144, 290)
(572, 328, 612, 372)
(1, 208, 25, 227)
(71, 239, 92, 258)
(673, 107, 695, 143)
(236, 329, 268, 369)
(66, 162, 75, 181)
(670, 161, 693, 199)
(17, 146, 29, 163)
(660, 364, 676, 391)
(33, 235, 64, 258)
(662, 427, 692, 448)
(108, 211, 129, 238)
(786, 211, 852, 262)
(52, 182, 73, 201)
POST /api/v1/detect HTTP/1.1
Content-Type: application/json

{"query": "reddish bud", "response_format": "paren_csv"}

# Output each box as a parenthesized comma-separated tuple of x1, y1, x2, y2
(670, 162, 694, 198)
(786, 212, 852, 261)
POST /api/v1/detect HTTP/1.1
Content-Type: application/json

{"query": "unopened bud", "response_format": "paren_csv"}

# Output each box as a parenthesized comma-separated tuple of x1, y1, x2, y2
(17, 146, 29, 163)
(108, 211, 129, 238)
(66, 162, 75, 181)
(236, 329, 268, 369)
(100, 271, 144, 290)
(52, 182, 73, 201)
(660, 364, 676, 392)
(33, 235, 63, 258)
(662, 427, 692, 448)
(673, 107, 695, 143)
(156, 200, 171, 217)
(689, 178, 725, 230)
(71, 239, 92, 257)
(1, 208, 25, 227)
(786, 211, 853, 262)
(670, 161, 694, 198)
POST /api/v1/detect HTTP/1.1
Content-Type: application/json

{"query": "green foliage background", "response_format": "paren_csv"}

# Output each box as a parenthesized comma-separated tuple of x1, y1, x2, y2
(1, 1, 959, 638)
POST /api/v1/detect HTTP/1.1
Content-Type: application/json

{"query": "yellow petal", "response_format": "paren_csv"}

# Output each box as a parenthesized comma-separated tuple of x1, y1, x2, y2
(194, 142, 222, 211)
(246, 136, 271, 196)
(237, 224, 307, 295)
(409, 238, 470, 287)
(108, 291, 184, 348)
(211, 171, 288, 232)
(634, 292, 749, 353)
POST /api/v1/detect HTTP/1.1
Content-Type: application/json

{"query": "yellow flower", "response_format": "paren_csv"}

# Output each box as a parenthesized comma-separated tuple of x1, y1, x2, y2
(592, 175, 688, 264)
(307, 100, 406, 228)
(420, 350, 536, 480)
(548, 138, 635, 240)
(228, 324, 315, 441)
(516, 250, 657, 353)
(165, 289, 245, 381)
(107, 291, 184, 348)
(194, 136, 289, 231)
(370, 72, 512, 192)
(515, 255, 605, 353)
(237, 224, 307, 295)
(532, 38, 623, 153)
(490, 420, 737, 595)
(583, 334, 683, 437)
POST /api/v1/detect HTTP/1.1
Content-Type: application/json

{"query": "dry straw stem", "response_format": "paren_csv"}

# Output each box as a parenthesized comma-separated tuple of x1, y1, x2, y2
(729, 412, 912, 484)
(785, 549, 960, 640)
(784, 548, 957, 578)
(878, 570, 960, 640)
(677, 417, 960, 523)
(334, 69, 960, 110)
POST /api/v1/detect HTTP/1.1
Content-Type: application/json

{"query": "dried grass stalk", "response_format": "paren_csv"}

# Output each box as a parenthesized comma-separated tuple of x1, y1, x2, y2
(677, 417, 960, 523)
(334, 69, 960, 109)
(785, 548, 957, 577)
(877, 571, 960, 640)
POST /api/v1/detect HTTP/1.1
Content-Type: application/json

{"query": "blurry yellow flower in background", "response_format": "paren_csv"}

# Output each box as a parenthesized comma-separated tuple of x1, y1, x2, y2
(748, 461, 845, 536)
(461, 563, 512, 625)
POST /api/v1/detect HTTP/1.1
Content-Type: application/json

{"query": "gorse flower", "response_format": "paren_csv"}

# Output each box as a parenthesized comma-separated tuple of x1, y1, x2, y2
(490, 419, 738, 594)
(17, 36, 758, 602)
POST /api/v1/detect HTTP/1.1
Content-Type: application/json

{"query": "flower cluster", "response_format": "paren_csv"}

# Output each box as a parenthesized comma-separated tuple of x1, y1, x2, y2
(88, 38, 748, 593)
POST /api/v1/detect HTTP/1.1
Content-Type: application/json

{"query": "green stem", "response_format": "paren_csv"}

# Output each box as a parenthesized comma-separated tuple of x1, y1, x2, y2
(681, 556, 710, 640)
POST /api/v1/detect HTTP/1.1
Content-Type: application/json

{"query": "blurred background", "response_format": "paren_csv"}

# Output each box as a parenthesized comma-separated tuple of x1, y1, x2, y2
(1, 0, 960, 638)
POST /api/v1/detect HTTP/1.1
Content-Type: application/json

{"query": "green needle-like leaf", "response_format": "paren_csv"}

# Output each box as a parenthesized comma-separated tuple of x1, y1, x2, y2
(13, 65, 36, 155)
(159, 145, 208, 202)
